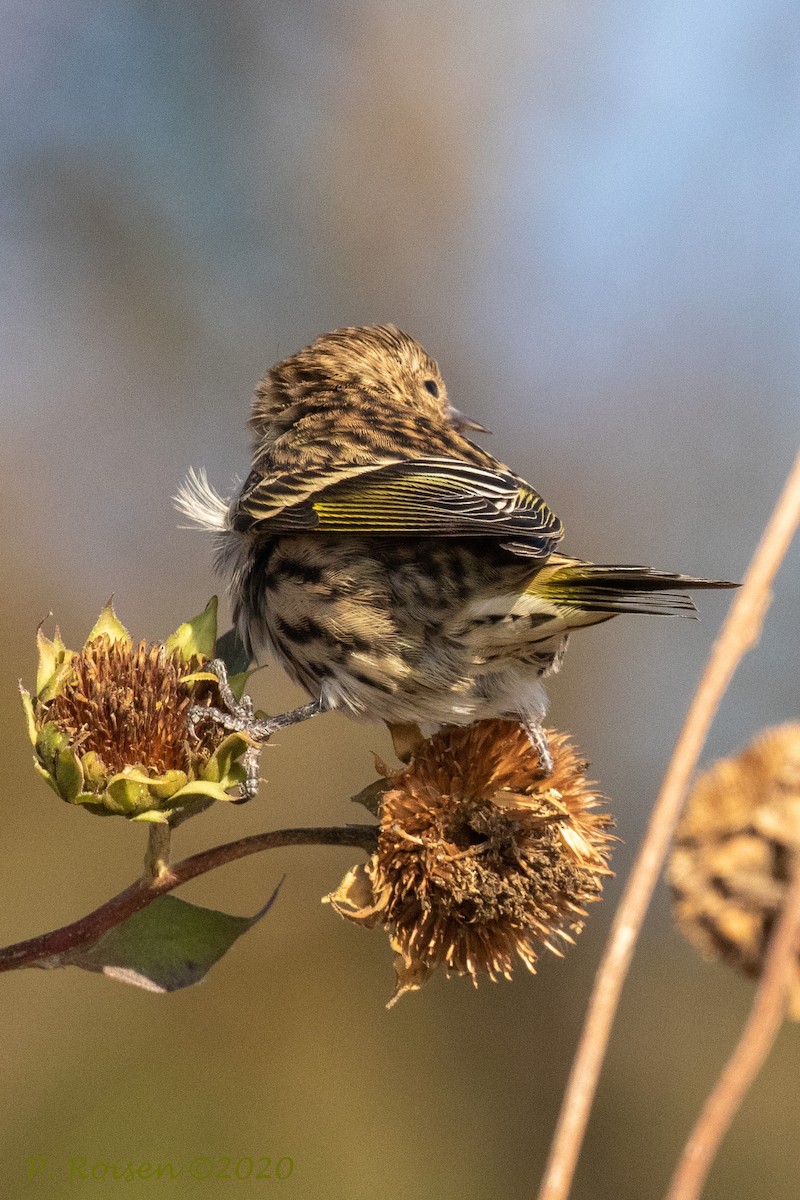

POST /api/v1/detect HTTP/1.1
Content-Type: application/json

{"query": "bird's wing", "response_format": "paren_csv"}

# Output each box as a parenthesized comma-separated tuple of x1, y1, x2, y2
(232, 457, 563, 547)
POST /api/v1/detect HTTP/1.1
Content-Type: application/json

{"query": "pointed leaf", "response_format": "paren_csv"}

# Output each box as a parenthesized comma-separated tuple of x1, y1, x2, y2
(19, 686, 37, 746)
(85, 599, 130, 646)
(36, 622, 62, 695)
(35, 620, 75, 698)
(63, 889, 282, 991)
(215, 625, 252, 677)
(37, 655, 76, 705)
(350, 778, 389, 817)
(169, 779, 240, 804)
(33, 758, 62, 796)
(164, 597, 218, 663)
(227, 672, 253, 702)
(201, 732, 250, 785)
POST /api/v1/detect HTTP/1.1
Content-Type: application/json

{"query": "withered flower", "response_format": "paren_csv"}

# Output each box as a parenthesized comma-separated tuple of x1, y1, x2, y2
(326, 719, 613, 1005)
(21, 598, 252, 822)
(669, 722, 800, 1016)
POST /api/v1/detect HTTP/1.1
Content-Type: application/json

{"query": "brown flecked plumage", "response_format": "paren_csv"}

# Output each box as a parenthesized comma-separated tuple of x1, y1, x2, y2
(176, 324, 736, 761)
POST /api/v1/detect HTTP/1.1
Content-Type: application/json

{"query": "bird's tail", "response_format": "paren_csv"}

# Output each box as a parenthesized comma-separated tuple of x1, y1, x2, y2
(531, 555, 738, 618)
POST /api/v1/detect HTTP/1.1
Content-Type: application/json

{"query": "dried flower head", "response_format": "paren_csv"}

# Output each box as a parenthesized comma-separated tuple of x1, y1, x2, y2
(669, 722, 800, 1016)
(46, 636, 210, 776)
(326, 719, 613, 1005)
(21, 599, 252, 822)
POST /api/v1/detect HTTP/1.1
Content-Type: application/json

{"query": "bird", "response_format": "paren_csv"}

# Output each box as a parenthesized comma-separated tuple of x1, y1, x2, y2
(176, 324, 736, 772)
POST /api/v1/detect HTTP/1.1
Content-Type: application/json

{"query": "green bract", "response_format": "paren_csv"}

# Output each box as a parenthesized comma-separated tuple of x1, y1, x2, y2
(21, 598, 251, 823)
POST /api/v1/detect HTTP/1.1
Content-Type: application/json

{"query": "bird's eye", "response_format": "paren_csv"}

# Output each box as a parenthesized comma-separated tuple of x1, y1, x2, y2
(423, 379, 440, 398)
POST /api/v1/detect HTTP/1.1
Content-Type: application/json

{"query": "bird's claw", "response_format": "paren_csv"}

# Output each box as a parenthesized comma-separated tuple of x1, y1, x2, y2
(188, 659, 325, 801)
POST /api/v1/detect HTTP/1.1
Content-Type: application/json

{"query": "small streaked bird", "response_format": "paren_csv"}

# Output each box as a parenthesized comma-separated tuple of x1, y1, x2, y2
(176, 325, 736, 770)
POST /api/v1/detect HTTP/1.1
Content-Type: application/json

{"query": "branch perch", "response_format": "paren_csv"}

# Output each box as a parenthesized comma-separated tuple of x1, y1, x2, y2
(0, 823, 377, 974)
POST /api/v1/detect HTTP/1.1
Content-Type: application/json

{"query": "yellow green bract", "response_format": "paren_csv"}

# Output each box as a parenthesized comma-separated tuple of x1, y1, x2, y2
(21, 598, 249, 823)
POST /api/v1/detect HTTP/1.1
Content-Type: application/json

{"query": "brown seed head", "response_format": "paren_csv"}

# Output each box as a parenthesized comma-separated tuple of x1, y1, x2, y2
(669, 722, 800, 1015)
(327, 719, 614, 1004)
(44, 634, 223, 776)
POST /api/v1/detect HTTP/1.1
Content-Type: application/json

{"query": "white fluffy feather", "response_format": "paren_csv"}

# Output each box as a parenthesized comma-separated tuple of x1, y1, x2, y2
(173, 467, 231, 532)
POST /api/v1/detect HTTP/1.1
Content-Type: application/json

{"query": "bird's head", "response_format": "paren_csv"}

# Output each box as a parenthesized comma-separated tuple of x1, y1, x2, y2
(249, 325, 489, 441)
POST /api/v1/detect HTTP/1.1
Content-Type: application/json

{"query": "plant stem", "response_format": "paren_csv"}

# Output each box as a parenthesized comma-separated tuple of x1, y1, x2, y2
(0, 824, 377, 974)
(666, 855, 800, 1200)
(537, 447, 800, 1200)
(144, 823, 172, 881)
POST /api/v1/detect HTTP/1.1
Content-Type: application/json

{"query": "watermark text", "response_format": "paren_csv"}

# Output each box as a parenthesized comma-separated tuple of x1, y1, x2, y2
(26, 1154, 294, 1183)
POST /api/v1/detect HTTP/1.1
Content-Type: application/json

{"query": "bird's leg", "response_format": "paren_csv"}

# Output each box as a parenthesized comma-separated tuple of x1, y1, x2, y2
(519, 715, 554, 776)
(189, 659, 326, 800)
(387, 720, 425, 764)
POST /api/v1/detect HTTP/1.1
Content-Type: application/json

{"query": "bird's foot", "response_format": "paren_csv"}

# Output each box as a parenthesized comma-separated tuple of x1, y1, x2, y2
(189, 659, 325, 801)
(519, 716, 554, 776)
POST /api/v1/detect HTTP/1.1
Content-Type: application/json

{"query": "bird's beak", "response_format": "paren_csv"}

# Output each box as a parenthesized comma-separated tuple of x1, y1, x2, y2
(449, 407, 492, 435)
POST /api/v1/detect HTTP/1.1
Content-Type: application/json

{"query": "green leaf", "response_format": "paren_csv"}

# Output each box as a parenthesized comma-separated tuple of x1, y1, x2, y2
(73, 793, 117, 814)
(164, 597, 218, 663)
(146, 769, 189, 800)
(201, 732, 249, 786)
(80, 751, 108, 789)
(228, 672, 253, 702)
(55, 747, 84, 802)
(105, 773, 152, 815)
(215, 626, 252, 677)
(63, 890, 282, 991)
(36, 622, 65, 695)
(33, 758, 62, 797)
(85, 599, 130, 646)
(116, 767, 188, 801)
(19, 687, 37, 746)
(36, 656, 77, 705)
(35, 722, 70, 773)
(169, 779, 240, 804)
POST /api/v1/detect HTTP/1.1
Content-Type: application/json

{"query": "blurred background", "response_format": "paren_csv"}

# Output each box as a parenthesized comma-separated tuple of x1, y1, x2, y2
(2, 2, 798, 1197)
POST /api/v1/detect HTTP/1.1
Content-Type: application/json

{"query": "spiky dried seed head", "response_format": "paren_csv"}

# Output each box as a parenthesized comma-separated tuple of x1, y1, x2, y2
(669, 722, 800, 1016)
(327, 719, 614, 1005)
(22, 600, 252, 821)
(46, 635, 222, 776)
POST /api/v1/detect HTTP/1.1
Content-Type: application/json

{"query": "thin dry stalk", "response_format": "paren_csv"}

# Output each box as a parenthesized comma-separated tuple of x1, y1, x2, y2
(666, 856, 800, 1200)
(537, 447, 800, 1200)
